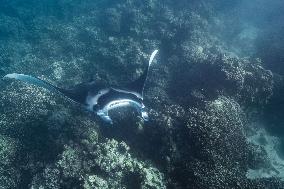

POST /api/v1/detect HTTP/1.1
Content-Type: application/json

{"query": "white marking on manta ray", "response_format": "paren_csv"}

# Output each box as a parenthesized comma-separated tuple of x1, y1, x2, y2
(149, 50, 158, 66)
(85, 88, 110, 111)
(96, 99, 147, 124)
(105, 99, 142, 112)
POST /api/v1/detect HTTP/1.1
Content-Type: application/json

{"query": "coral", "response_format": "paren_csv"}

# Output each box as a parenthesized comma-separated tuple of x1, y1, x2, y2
(83, 175, 109, 189)
(57, 145, 83, 178)
(0, 0, 284, 189)
(168, 52, 273, 108)
(30, 167, 61, 189)
(151, 96, 282, 189)
(87, 139, 166, 188)
(0, 135, 21, 189)
(164, 96, 250, 188)
(30, 139, 166, 189)
(102, 8, 122, 34)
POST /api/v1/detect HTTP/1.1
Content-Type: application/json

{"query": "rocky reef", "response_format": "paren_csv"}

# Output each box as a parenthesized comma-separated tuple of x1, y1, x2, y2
(1, 0, 284, 188)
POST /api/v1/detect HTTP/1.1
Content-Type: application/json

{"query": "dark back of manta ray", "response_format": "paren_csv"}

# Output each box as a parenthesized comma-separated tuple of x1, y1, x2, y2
(61, 81, 107, 105)
(60, 62, 149, 105)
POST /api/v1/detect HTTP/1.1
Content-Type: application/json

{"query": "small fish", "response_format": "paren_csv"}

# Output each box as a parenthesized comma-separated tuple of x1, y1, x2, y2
(4, 50, 159, 124)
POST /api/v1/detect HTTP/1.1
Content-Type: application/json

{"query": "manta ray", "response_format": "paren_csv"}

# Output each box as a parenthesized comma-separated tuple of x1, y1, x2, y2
(4, 50, 159, 124)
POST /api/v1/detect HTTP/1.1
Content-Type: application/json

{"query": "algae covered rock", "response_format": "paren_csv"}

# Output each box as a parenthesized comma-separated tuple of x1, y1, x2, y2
(0, 135, 21, 189)
(84, 175, 109, 189)
(169, 52, 273, 108)
(0, 0, 284, 188)
(88, 139, 166, 189)
(160, 96, 250, 188)
(30, 139, 166, 189)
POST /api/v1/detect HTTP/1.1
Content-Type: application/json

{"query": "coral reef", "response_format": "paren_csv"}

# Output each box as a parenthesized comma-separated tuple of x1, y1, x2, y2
(30, 138, 166, 188)
(1, 0, 284, 188)
(0, 135, 21, 189)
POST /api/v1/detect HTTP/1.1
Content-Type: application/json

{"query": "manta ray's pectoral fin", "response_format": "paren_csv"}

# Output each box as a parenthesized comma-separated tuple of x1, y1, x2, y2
(125, 50, 158, 98)
(3, 73, 82, 104)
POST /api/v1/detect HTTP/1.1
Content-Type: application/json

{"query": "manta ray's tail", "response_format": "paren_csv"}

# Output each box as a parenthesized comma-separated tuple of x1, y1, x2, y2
(3, 73, 76, 102)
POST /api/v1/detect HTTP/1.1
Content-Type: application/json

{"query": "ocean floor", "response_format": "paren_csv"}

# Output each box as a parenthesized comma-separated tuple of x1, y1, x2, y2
(1, 0, 284, 188)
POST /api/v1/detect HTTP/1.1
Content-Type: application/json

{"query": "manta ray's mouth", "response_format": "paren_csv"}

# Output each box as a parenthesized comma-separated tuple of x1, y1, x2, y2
(107, 106, 141, 122)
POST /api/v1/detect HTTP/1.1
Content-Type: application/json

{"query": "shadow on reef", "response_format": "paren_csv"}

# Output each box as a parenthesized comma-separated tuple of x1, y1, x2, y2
(99, 108, 169, 167)
(263, 75, 284, 136)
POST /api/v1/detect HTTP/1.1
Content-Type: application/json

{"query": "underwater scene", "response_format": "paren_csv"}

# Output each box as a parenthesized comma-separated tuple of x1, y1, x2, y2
(1, 0, 284, 188)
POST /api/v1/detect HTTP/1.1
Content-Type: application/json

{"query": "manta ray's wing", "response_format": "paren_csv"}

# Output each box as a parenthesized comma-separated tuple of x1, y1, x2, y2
(125, 50, 158, 98)
(3, 73, 88, 104)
